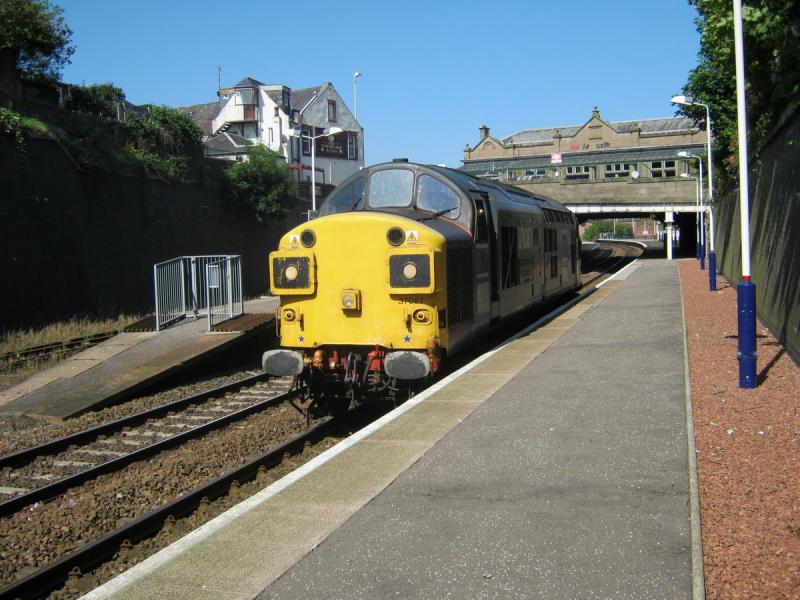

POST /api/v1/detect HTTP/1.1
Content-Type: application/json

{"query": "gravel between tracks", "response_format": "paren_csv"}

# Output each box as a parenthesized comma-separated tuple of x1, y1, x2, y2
(0, 392, 317, 587)
(679, 259, 800, 598)
(0, 367, 263, 456)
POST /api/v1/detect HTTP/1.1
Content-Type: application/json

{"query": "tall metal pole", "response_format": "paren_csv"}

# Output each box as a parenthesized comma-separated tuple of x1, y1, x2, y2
(733, 0, 757, 388)
(698, 157, 705, 270)
(704, 104, 718, 290)
(311, 132, 317, 215)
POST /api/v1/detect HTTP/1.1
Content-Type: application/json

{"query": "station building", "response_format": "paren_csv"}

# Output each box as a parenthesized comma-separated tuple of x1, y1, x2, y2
(461, 107, 709, 250)
(180, 77, 364, 186)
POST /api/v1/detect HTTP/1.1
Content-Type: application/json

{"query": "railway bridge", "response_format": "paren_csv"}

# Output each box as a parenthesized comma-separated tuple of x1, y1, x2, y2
(461, 107, 710, 257)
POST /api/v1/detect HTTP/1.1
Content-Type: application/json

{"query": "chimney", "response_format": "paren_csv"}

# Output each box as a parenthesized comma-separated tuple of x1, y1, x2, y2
(592, 106, 600, 119)
(479, 125, 490, 141)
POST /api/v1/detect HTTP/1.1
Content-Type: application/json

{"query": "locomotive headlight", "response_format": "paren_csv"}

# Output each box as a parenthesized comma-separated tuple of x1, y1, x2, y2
(284, 265, 299, 281)
(413, 309, 431, 324)
(300, 229, 316, 248)
(402, 262, 418, 280)
(340, 289, 361, 311)
(283, 308, 297, 322)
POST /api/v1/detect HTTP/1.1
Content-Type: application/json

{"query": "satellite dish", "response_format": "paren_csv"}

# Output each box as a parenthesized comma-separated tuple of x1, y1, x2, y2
(631, 170, 640, 179)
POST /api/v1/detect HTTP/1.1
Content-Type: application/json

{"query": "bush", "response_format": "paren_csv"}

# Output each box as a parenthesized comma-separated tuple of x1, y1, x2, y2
(63, 83, 125, 119)
(226, 145, 298, 221)
(0, 107, 48, 144)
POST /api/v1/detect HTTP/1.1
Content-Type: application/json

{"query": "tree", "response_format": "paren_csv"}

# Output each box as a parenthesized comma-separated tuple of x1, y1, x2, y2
(582, 219, 633, 241)
(63, 83, 125, 119)
(678, 0, 800, 191)
(0, 0, 74, 80)
(226, 145, 299, 221)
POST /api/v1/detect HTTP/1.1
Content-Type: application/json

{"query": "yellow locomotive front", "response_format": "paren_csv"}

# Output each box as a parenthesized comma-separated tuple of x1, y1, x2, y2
(263, 210, 447, 406)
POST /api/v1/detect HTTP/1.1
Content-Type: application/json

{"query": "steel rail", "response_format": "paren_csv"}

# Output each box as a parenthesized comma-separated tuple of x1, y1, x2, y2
(0, 331, 118, 367)
(0, 372, 270, 469)
(0, 417, 334, 600)
(0, 374, 280, 518)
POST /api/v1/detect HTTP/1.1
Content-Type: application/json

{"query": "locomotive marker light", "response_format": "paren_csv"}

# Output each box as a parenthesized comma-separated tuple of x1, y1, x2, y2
(732, 0, 757, 388)
(287, 126, 344, 218)
(677, 151, 705, 270)
(284, 265, 299, 281)
(672, 94, 717, 291)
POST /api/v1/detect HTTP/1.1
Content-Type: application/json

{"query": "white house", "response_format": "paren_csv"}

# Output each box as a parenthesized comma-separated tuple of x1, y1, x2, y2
(182, 77, 364, 186)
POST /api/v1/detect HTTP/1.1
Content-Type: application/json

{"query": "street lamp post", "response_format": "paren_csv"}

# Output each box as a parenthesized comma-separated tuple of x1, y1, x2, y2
(288, 126, 343, 219)
(671, 95, 717, 289)
(678, 151, 705, 270)
(353, 71, 362, 119)
(732, 0, 757, 388)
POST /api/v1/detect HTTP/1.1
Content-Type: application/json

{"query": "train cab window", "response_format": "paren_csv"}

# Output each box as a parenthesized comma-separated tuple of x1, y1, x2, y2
(474, 199, 489, 243)
(318, 177, 366, 216)
(416, 175, 460, 219)
(368, 169, 414, 208)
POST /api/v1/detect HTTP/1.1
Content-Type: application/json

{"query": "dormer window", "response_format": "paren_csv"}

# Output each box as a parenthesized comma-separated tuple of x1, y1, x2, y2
(236, 88, 255, 105)
(328, 100, 337, 122)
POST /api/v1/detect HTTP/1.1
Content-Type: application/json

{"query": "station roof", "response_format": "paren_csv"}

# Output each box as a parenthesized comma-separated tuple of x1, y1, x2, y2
(504, 116, 699, 146)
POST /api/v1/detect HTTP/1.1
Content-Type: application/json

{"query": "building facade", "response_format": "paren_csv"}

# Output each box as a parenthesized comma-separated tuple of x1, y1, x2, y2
(181, 77, 364, 186)
(461, 107, 707, 214)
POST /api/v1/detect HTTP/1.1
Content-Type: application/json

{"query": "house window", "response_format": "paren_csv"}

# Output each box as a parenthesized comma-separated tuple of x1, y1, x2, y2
(347, 132, 358, 159)
(328, 100, 337, 122)
(604, 163, 632, 179)
(565, 165, 591, 180)
(651, 160, 676, 178)
(269, 128, 274, 144)
(236, 88, 255, 105)
(301, 126, 313, 156)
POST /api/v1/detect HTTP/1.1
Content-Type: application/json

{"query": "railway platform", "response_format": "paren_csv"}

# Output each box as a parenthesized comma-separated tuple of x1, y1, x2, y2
(0, 298, 277, 420)
(82, 257, 700, 600)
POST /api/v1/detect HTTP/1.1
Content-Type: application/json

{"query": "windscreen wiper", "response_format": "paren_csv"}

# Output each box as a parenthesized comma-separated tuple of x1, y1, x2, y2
(417, 207, 458, 222)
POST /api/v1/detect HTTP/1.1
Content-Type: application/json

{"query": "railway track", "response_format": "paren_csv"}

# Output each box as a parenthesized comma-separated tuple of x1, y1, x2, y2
(0, 331, 119, 369)
(0, 373, 295, 517)
(0, 413, 337, 600)
(580, 240, 642, 288)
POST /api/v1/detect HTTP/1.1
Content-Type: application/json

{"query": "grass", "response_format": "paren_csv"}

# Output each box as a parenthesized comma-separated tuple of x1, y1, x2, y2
(0, 314, 145, 391)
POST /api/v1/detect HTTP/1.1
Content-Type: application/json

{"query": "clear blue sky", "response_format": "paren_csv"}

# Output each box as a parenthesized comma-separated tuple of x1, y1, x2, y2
(56, 0, 701, 168)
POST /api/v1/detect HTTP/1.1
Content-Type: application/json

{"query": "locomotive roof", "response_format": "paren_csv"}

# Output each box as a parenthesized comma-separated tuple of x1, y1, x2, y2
(376, 162, 571, 213)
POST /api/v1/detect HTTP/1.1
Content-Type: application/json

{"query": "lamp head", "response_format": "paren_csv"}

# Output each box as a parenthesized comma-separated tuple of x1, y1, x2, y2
(326, 126, 343, 136)
(353, 71, 362, 80)
(677, 151, 691, 158)
(671, 95, 693, 105)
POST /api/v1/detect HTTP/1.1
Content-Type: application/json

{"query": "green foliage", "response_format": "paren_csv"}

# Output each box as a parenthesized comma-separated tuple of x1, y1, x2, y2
(123, 105, 203, 180)
(63, 83, 125, 119)
(126, 105, 202, 156)
(0, 0, 74, 80)
(582, 219, 633, 241)
(226, 145, 298, 221)
(678, 0, 800, 191)
(0, 107, 48, 144)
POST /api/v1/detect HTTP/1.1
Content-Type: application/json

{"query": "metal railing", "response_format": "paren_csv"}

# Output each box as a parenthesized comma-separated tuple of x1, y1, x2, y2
(206, 256, 243, 331)
(153, 255, 239, 331)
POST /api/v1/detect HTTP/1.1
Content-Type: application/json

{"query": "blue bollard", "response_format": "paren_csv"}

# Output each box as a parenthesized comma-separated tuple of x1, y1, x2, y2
(737, 279, 757, 388)
(708, 251, 717, 291)
(696, 242, 701, 260)
(699, 243, 705, 270)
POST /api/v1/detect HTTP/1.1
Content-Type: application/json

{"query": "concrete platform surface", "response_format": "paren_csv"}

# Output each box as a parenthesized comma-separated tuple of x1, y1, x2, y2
(82, 260, 696, 600)
(0, 298, 278, 419)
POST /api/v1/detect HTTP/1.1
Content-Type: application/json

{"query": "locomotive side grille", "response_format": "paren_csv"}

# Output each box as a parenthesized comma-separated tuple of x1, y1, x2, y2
(446, 247, 473, 325)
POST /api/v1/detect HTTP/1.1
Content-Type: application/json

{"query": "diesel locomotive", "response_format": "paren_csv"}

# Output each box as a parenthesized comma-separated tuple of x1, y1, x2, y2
(262, 161, 581, 410)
